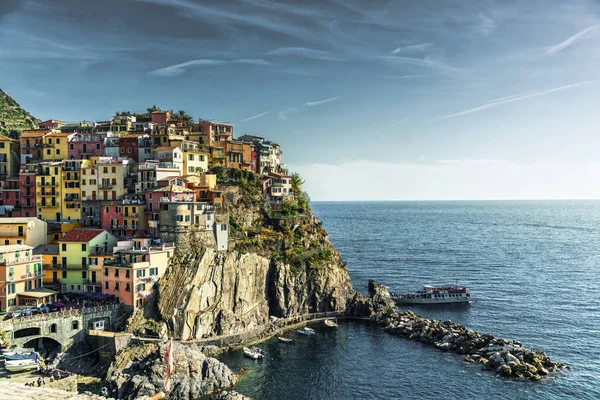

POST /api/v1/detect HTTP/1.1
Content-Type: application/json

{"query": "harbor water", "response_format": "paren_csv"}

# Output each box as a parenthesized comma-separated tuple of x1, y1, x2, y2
(220, 201, 600, 399)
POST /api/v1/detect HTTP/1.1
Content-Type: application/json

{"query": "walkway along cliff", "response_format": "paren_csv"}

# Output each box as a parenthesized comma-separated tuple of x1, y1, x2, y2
(133, 172, 354, 340)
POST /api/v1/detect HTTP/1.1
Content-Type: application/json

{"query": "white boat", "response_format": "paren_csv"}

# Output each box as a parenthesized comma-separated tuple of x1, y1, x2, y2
(2, 348, 34, 357)
(5, 359, 40, 372)
(324, 319, 338, 328)
(391, 284, 471, 305)
(277, 336, 295, 344)
(242, 347, 264, 360)
(298, 327, 316, 336)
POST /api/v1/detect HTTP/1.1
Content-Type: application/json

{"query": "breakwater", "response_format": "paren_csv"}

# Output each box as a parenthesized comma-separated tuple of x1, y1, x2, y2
(350, 276, 568, 382)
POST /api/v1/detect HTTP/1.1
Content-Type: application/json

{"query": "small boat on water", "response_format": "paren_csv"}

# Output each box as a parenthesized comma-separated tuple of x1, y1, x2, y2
(324, 319, 338, 328)
(5, 359, 40, 372)
(277, 336, 295, 344)
(298, 327, 316, 336)
(4, 351, 39, 361)
(391, 284, 471, 305)
(2, 348, 34, 357)
(242, 347, 264, 360)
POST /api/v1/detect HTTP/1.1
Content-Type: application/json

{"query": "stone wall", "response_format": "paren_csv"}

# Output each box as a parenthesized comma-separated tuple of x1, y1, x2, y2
(47, 374, 78, 393)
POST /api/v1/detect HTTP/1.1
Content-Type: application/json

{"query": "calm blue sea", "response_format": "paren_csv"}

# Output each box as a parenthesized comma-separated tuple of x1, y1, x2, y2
(220, 201, 600, 399)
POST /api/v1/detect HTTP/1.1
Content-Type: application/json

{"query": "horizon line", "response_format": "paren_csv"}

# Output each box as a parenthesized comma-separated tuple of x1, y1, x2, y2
(310, 198, 600, 203)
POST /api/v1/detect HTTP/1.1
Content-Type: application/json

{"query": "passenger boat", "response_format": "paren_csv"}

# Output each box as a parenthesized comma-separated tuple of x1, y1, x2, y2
(391, 284, 471, 305)
(298, 327, 316, 336)
(277, 336, 295, 344)
(242, 347, 264, 360)
(323, 319, 338, 328)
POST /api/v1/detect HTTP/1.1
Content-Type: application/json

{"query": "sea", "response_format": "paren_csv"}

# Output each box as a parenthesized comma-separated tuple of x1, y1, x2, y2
(219, 201, 600, 400)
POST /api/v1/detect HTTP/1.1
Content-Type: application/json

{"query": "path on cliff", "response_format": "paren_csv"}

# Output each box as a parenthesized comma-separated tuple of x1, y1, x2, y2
(0, 381, 106, 400)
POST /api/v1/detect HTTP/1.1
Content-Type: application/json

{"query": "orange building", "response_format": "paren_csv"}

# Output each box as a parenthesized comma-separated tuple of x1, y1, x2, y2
(102, 239, 174, 308)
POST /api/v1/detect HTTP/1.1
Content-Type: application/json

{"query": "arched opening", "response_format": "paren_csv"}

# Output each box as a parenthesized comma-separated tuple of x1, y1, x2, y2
(72, 320, 79, 330)
(50, 323, 57, 333)
(22, 337, 62, 362)
(14, 327, 41, 338)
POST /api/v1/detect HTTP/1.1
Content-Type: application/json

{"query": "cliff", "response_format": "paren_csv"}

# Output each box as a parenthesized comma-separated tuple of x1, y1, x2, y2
(0, 88, 40, 138)
(143, 173, 355, 340)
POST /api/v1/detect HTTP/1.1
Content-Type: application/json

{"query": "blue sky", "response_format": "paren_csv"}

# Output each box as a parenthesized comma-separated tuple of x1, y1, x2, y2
(1, 0, 600, 200)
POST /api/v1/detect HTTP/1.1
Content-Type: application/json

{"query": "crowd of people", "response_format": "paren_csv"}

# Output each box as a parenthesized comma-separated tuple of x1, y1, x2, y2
(24, 365, 72, 387)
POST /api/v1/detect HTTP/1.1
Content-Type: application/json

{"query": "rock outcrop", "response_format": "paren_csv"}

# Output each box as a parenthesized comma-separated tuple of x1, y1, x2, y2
(106, 342, 236, 400)
(147, 180, 354, 340)
(354, 280, 566, 381)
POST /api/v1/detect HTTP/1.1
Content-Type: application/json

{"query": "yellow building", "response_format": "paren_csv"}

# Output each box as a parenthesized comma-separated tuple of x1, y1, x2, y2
(183, 150, 208, 175)
(58, 228, 118, 293)
(34, 244, 60, 286)
(0, 244, 56, 310)
(110, 116, 134, 133)
(35, 162, 63, 222)
(43, 132, 70, 161)
(62, 160, 83, 222)
(96, 158, 127, 201)
(0, 217, 47, 247)
(0, 134, 20, 181)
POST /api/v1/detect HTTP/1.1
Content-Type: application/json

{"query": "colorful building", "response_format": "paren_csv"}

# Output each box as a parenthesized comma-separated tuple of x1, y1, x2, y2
(38, 120, 65, 130)
(0, 244, 55, 311)
(68, 132, 106, 160)
(0, 217, 47, 247)
(58, 228, 118, 293)
(42, 132, 71, 161)
(34, 244, 60, 286)
(183, 150, 208, 175)
(19, 168, 37, 218)
(0, 135, 20, 181)
(198, 121, 233, 145)
(102, 239, 174, 308)
(35, 162, 63, 222)
(100, 198, 146, 239)
(96, 157, 127, 201)
(62, 160, 83, 223)
(263, 173, 293, 201)
(152, 146, 184, 174)
(20, 130, 49, 164)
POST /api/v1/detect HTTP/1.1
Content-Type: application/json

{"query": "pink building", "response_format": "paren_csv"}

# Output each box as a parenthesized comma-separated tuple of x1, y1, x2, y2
(0, 177, 21, 217)
(19, 169, 37, 218)
(100, 198, 146, 240)
(151, 111, 171, 125)
(68, 133, 105, 160)
(144, 184, 195, 237)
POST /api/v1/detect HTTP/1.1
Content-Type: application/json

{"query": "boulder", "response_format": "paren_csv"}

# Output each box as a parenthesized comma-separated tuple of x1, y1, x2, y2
(496, 364, 512, 377)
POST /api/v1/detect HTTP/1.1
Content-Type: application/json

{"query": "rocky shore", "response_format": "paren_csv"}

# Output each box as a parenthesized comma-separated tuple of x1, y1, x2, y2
(350, 280, 567, 381)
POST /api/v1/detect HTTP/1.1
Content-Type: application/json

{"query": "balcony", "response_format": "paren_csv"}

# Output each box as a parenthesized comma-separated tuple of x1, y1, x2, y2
(64, 197, 81, 203)
(36, 201, 60, 207)
(100, 184, 113, 189)
(40, 181, 59, 186)
(22, 192, 34, 197)
(21, 181, 35, 187)
(0, 254, 42, 266)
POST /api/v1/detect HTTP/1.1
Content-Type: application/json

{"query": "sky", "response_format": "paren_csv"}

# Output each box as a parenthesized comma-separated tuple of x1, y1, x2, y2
(1, 0, 600, 200)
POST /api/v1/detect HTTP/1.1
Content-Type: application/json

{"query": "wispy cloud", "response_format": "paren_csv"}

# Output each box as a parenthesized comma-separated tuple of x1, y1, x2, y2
(477, 13, 496, 35)
(383, 74, 425, 79)
(278, 107, 299, 120)
(381, 55, 465, 73)
(546, 24, 598, 55)
(240, 111, 270, 122)
(439, 79, 600, 119)
(267, 47, 342, 61)
(149, 58, 269, 77)
(373, 115, 413, 134)
(304, 95, 345, 107)
(390, 43, 433, 55)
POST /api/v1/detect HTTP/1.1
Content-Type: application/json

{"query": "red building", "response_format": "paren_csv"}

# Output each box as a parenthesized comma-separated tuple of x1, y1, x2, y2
(151, 111, 171, 125)
(99, 199, 146, 240)
(19, 169, 37, 218)
(250, 144, 258, 173)
(0, 177, 21, 217)
(119, 136, 140, 162)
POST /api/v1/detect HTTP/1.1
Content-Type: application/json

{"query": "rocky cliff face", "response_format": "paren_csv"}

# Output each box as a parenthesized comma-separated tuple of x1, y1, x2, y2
(148, 178, 355, 340)
(106, 342, 236, 399)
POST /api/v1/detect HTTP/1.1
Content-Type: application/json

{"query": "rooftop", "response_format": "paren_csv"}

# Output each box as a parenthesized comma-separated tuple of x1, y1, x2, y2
(154, 146, 178, 151)
(59, 228, 106, 243)
(20, 130, 51, 138)
(33, 244, 59, 255)
(152, 184, 195, 193)
(0, 217, 41, 224)
(0, 244, 34, 253)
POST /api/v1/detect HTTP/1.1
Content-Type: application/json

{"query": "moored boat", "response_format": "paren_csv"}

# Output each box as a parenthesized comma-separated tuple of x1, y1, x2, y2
(5, 358, 40, 372)
(324, 319, 338, 328)
(391, 284, 471, 305)
(277, 336, 295, 343)
(298, 327, 316, 336)
(1, 347, 33, 357)
(4, 351, 39, 361)
(242, 347, 264, 360)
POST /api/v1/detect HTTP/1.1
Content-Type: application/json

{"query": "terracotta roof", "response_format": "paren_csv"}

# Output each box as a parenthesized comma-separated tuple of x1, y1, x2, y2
(0, 135, 16, 142)
(154, 146, 178, 151)
(157, 176, 181, 182)
(46, 133, 70, 137)
(59, 228, 105, 243)
(152, 184, 194, 193)
(21, 130, 51, 138)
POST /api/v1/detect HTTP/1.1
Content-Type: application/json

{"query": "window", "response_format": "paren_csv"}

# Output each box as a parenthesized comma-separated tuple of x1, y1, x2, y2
(62, 271, 67, 279)
(82, 243, 87, 251)
(56, 149, 60, 154)
(82, 271, 87, 279)
(72, 321, 79, 330)
(125, 270, 130, 278)
(62, 243, 67, 251)
(56, 138, 61, 144)
(125, 283, 131, 292)
(115, 269, 119, 277)
(50, 323, 57, 333)
(104, 167, 108, 173)
(115, 282, 120, 290)
(104, 268, 108, 276)
(105, 281, 109, 289)
(112, 167, 116, 173)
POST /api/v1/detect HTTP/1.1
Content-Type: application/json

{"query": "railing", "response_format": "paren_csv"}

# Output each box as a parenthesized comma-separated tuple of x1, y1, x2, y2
(36, 201, 60, 207)
(21, 181, 34, 187)
(1, 255, 43, 266)
(0, 304, 120, 329)
(100, 184, 113, 189)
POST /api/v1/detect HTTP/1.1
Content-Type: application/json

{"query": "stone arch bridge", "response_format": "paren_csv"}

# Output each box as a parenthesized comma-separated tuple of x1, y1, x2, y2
(0, 305, 122, 350)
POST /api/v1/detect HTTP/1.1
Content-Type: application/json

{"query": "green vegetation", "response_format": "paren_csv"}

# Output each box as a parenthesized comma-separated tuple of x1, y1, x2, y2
(0, 88, 40, 139)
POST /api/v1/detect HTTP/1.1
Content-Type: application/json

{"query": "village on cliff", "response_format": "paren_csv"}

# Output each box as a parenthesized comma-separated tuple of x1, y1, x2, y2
(0, 110, 294, 312)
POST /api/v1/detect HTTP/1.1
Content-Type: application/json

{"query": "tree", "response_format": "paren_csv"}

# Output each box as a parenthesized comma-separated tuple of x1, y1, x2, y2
(290, 173, 304, 198)
(146, 105, 160, 114)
